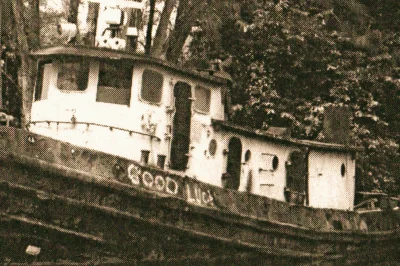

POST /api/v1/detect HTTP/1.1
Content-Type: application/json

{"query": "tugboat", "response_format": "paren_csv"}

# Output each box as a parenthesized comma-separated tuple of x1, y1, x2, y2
(0, 1, 399, 265)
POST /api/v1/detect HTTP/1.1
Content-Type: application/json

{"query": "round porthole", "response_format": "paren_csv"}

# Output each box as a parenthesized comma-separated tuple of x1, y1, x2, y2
(244, 150, 251, 162)
(272, 156, 279, 171)
(341, 163, 346, 177)
(208, 139, 217, 156)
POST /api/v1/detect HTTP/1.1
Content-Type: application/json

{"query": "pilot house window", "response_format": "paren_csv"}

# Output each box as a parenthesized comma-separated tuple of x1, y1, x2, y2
(35, 60, 52, 101)
(57, 61, 90, 91)
(96, 61, 133, 105)
(141, 69, 163, 104)
(194, 86, 211, 114)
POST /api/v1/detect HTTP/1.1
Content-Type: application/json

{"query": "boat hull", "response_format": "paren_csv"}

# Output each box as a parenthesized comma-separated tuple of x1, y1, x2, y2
(0, 126, 398, 265)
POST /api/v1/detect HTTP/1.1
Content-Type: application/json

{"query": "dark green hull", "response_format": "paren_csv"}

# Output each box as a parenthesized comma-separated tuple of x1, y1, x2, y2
(0, 126, 398, 265)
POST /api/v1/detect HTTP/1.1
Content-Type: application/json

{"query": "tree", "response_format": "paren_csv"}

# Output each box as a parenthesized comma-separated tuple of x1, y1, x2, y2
(219, 1, 400, 195)
(145, 0, 156, 55)
(9, 0, 40, 126)
(151, 0, 177, 59)
(164, 0, 209, 63)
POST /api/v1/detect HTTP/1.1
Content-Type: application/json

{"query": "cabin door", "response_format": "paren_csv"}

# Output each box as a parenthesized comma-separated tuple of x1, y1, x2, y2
(225, 137, 242, 190)
(285, 150, 309, 205)
(170, 82, 192, 170)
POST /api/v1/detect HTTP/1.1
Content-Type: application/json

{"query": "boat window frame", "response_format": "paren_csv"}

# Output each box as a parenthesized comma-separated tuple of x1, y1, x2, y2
(34, 59, 53, 102)
(194, 85, 211, 114)
(139, 68, 164, 106)
(96, 60, 134, 106)
(55, 59, 90, 93)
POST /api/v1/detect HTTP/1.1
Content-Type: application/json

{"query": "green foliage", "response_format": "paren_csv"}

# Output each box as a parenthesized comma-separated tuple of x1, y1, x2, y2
(217, 1, 400, 195)
(1, 44, 22, 122)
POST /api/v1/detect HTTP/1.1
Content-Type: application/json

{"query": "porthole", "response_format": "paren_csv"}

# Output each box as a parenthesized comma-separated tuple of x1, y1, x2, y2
(272, 156, 279, 171)
(341, 163, 346, 177)
(244, 150, 251, 162)
(261, 154, 279, 171)
(208, 139, 217, 156)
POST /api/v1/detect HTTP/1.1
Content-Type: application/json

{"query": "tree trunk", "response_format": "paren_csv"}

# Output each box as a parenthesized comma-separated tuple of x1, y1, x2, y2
(166, 0, 207, 63)
(145, 0, 156, 55)
(11, 0, 39, 126)
(68, 0, 80, 24)
(29, 0, 40, 49)
(84, 2, 100, 46)
(0, 0, 3, 110)
(69, 0, 82, 44)
(150, 0, 177, 59)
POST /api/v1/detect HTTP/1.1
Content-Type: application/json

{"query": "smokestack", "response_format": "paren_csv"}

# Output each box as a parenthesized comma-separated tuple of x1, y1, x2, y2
(323, 106, 352, 145)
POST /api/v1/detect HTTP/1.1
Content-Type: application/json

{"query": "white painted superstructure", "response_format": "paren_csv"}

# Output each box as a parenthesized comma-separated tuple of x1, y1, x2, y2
(30, 42, 358, 211)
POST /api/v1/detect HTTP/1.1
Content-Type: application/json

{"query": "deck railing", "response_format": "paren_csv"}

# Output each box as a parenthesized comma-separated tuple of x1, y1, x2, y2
(27, 120, 161, 141)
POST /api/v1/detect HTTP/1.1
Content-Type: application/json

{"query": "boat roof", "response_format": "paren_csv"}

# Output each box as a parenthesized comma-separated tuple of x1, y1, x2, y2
(212, 119, 361, 152)
(30, 46, 229, 85)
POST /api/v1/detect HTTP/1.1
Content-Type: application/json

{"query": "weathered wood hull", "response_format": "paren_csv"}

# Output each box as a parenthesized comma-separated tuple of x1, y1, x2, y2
(0, 126, 399, 265)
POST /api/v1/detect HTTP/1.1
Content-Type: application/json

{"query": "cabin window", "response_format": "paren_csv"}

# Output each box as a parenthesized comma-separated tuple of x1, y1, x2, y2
(341, 163, 346, 177)
(244, 150, 251, 162)
(208, 139, 217, 156)
(34, 60, 52, 101)
(57, 61, 90, 91)
(272, 156, 279, 170)
(96, 61, 133, 105)
(141, 69, 163, 104)
(194, 86, 211, 114)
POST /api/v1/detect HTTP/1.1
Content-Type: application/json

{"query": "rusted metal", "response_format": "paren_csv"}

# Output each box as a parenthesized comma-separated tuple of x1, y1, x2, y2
(1, 214, 106, 244)
(0, 179, 328, 264)
(0, 126, 398, 264)
(0, 166, 398, 265)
